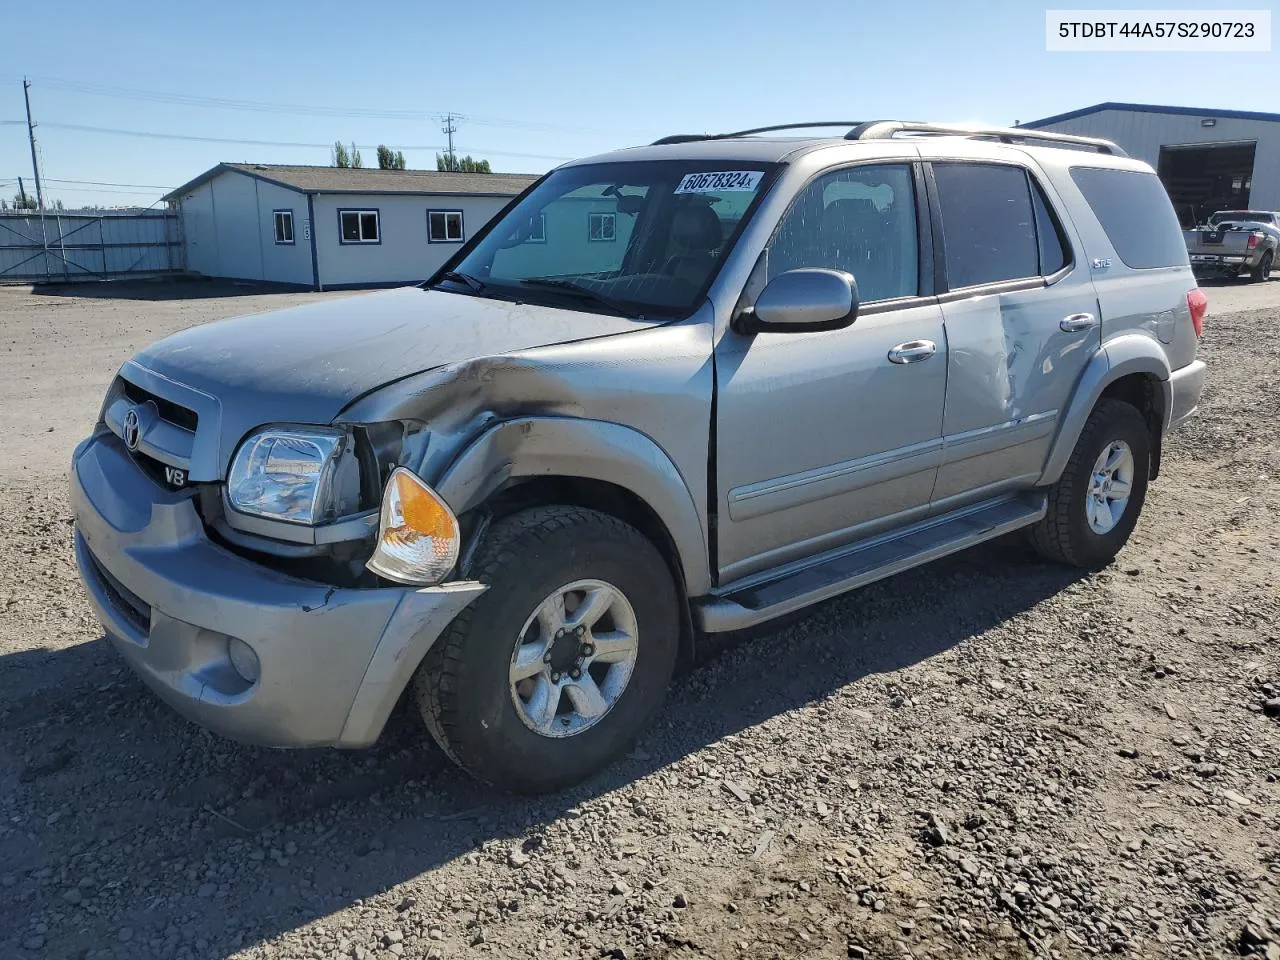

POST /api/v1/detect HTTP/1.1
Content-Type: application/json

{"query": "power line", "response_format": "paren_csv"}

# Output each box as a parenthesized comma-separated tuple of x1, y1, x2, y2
(24, 120, 573, 161)
(40, 184, 168, 196)
(44, 177, 175, 189)
(11, 74, 634, 137)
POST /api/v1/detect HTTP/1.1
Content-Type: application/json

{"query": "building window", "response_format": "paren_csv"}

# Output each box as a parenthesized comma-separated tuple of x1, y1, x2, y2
(273, 210, 295, 244)
(588, 212, 616, 242)
(339, 209, 380, 244)
(427, 209, 464, 243)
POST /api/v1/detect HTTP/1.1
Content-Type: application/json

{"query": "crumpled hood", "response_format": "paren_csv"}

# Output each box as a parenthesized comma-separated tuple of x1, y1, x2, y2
(134, 285, 661, 424)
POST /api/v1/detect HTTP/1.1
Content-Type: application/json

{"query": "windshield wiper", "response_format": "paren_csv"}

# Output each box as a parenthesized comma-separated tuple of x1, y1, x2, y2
(519, 277, 640, 317)
(439, 270, 486, 293)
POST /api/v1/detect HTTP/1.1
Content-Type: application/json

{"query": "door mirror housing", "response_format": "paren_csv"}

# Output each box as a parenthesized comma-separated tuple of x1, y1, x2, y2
(735, 268, 859, 334)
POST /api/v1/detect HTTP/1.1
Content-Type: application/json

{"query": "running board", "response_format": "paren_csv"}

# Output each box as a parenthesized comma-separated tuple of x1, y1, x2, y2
(694, 493, 1047, 633)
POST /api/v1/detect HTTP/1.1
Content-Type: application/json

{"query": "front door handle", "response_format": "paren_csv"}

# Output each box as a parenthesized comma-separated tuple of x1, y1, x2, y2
(887, 339, 937, 364)
(1060, 312, 1098, 332)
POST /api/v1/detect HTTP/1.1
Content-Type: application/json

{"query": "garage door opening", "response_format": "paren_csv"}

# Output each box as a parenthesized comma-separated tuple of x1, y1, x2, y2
(1157, 141, 1256, 227)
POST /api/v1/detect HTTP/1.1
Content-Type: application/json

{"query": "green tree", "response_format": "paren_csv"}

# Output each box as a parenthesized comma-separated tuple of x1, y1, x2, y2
(376, 145, 407, 170)
(436, 153, 491, 173)
(11, 192, 37, 211)
(333, 141, 350, 168)
(350, 142, 363, 169)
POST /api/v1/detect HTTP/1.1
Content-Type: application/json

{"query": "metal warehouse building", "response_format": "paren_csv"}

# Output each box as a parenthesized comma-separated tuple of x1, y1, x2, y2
(1023, 102, 1280, 226)
(164, 164, 538, 289)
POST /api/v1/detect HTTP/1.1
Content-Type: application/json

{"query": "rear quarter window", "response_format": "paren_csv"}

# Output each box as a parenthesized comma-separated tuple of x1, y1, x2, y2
(1070, 167, 1187, 269)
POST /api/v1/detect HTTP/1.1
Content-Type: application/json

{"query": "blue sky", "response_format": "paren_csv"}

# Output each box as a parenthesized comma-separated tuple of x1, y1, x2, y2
(1, 0, 1276, 208)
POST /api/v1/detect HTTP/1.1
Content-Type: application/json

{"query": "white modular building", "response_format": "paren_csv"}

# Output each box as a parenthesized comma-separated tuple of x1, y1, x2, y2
(165, 164, 539, 289)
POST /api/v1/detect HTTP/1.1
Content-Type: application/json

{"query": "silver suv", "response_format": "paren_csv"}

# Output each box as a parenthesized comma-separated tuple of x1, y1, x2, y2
(72, 121, 1207, 792)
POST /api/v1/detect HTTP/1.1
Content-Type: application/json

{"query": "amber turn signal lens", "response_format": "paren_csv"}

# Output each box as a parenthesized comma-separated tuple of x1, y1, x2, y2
(366, 468, 460, 585)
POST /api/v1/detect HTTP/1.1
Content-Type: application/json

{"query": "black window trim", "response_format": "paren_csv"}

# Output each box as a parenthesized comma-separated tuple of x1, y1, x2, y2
(924, 158, 1078, 297)
(753, 157, 936, 319)
(1026, 169, 1075, 283)
(338, 208, 381, 245)
(272, 208, 295, 245)
(427, 208, 465, 244)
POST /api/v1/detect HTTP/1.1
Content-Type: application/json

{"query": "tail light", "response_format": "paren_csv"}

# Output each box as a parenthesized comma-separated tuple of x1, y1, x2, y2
(1187, 288, 1207, 338)
(1248, 232, 1263, 249)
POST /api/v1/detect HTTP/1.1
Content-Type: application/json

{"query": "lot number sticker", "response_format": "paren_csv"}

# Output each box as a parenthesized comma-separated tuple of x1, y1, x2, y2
(675, 171, 762, 194)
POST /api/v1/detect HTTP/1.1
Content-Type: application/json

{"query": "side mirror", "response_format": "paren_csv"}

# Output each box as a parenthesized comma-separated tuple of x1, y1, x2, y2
(734, 268, 859, 334)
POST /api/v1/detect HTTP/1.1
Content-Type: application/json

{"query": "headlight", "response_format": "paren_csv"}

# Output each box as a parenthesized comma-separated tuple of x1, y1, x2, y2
(227, 426, 348, 525)
(366, 467, 460, 585)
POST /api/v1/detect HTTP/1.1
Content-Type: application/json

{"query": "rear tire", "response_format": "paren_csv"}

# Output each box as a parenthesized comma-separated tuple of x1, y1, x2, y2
(413, 505, 679, 793)
(1029, 399, 1151, 569)
(1251, 250, 1274, 282)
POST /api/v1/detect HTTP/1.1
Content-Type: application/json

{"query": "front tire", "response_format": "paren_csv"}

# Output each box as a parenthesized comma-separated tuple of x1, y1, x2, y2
(1030, 399, 1151, 568)
(413, 506, 679, 793)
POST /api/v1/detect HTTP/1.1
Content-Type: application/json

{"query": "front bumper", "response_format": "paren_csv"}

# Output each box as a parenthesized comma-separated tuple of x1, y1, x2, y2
(71, 429, 485, 748)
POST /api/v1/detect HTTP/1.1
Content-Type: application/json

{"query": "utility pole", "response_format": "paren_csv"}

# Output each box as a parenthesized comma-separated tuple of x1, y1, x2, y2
(23, 78, 45, 211)
(441, 113, 457, 169)
(17, 176, 27, 208)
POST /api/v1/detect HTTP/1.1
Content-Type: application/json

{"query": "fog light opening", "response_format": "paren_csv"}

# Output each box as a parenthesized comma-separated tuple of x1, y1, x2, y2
(227, 638, 261, 684)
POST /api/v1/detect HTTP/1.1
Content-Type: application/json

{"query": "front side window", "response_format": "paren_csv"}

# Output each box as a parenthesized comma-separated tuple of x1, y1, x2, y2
(436, 160, 776, 317)
(340, 209, 380, 244)
(428, 209, 464, 243)
(766, 163, 919, 303)
(273, 210, 294, 244)
(933, 162, 1038, 288)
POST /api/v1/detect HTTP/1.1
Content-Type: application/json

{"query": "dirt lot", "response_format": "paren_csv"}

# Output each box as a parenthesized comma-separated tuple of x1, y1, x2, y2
(1, 276, 1278, 960)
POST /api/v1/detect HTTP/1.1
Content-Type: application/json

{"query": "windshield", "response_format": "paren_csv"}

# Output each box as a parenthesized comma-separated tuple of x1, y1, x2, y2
(432, 160, 777, 317)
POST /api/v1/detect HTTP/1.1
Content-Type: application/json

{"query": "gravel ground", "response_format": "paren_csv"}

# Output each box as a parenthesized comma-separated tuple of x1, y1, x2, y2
(0, 277, 1278, 960)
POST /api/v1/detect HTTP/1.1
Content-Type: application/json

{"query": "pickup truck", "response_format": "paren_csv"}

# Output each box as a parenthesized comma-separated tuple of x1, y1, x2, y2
(1184, 209, 1277, 281)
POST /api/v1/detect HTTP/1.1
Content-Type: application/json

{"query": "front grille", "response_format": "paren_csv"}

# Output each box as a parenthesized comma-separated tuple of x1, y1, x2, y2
(129, 448, 177, 489)
(84, 546, 151, 634)
(120, 379, 199, 432)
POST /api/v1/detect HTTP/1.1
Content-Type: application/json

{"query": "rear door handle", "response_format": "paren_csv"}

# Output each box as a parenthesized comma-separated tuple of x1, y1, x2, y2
(887, 340, 937, 364)
(1060, 312, 1097, 332)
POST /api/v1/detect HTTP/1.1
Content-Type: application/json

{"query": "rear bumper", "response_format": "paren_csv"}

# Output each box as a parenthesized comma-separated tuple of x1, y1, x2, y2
(1190, 252, 1264, 276)
(1167, 359, 1207, 431)
(72, 429, 484, 748)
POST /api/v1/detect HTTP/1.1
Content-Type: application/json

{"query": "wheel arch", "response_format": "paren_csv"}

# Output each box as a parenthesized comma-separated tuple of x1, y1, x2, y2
(434, 417, 710, 661)
(1040, 335, 1171, 486)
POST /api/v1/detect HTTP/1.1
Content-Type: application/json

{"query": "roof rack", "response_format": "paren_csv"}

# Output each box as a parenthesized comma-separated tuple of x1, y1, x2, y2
(847, 121, 1127, 156)
(651, 122, 863, 145)
(650, 120, 1127, 157)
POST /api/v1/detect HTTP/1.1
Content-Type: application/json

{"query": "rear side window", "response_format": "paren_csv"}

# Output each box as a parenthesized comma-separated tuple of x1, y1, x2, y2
(1070, 168, 1186, 268)
(933, 163, 1038, 287)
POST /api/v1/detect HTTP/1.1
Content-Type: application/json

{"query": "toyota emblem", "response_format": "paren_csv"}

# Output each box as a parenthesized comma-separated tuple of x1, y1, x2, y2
(123, 408, 141, 451)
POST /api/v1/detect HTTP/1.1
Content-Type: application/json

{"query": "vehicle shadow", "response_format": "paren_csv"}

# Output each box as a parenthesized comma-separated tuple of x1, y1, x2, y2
(0, 536, 1088, 958)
